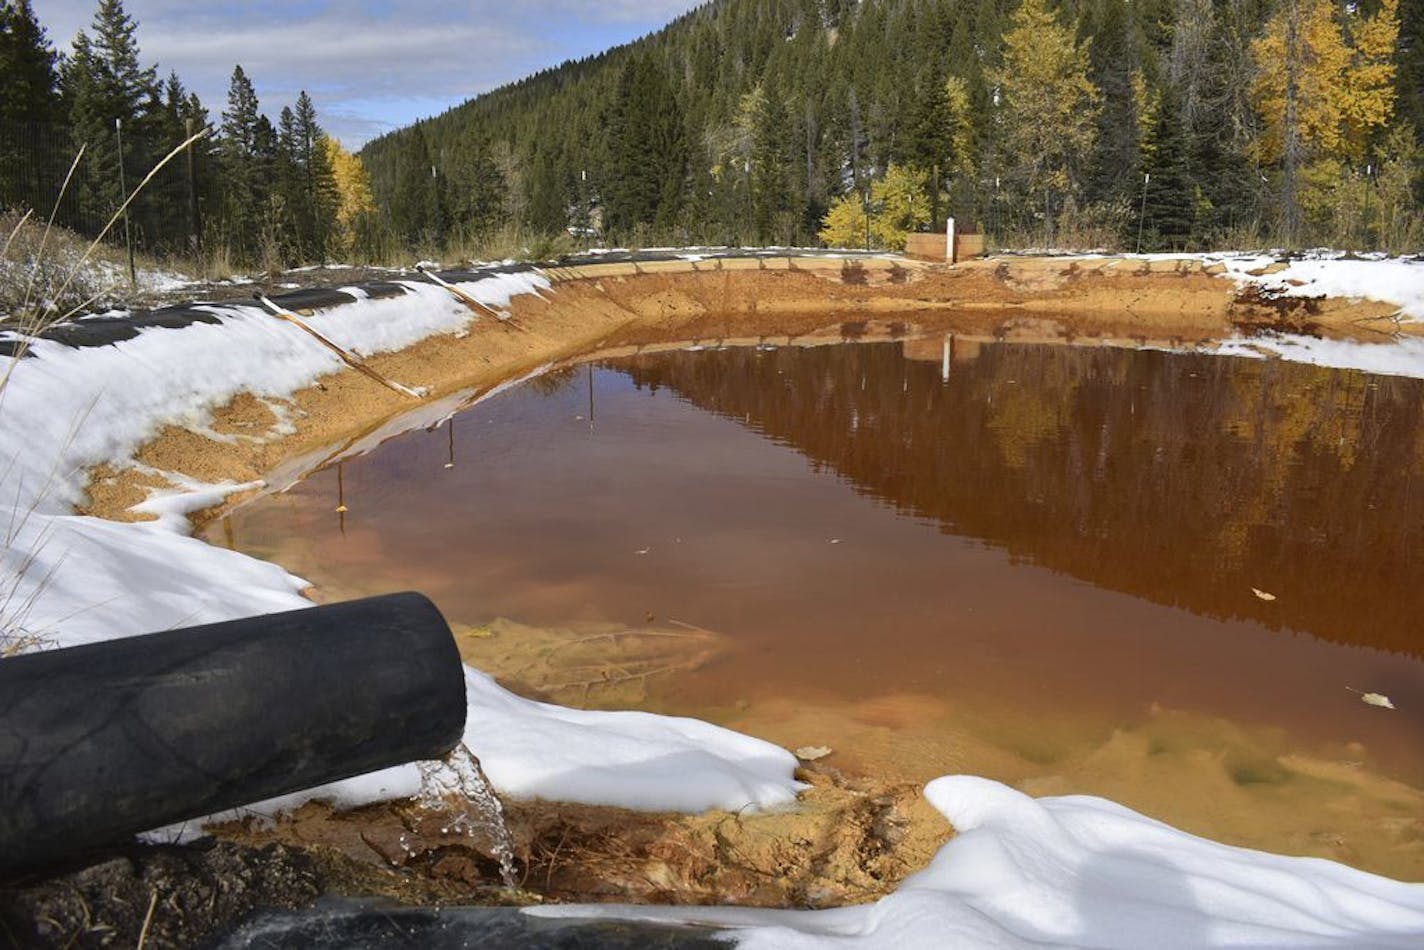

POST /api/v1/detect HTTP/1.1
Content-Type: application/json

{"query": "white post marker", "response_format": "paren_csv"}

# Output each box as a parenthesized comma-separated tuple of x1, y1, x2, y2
(416, 264, 530, 332)
(942, 334, 952, 382)
(946, 216, 956, 264)
(254, 293, 425, 399)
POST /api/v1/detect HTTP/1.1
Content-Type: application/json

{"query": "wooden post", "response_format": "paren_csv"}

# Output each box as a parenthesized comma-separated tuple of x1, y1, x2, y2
(186, 117, 201, 253)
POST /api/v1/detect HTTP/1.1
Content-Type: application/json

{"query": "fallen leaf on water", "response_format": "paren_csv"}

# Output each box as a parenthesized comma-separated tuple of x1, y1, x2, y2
(1361, 692, 1396, 710)
(794, 746, 833, 761)
(1251, 587, 1276, 601)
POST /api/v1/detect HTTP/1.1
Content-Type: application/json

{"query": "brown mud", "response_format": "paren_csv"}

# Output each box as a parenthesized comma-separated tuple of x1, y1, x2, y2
(9, 256, 1414, 946)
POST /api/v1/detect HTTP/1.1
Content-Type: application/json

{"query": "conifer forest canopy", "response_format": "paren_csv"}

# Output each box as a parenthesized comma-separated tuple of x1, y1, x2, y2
(2, 0, 1422, 265)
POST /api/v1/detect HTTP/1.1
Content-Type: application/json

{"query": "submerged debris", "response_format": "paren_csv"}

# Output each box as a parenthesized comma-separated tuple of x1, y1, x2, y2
(795, 746, 834, 761)
(1349, 688, 1398, 710)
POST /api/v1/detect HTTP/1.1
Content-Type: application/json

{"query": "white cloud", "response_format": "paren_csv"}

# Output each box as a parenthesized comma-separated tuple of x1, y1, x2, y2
(32, 0, 707, 146)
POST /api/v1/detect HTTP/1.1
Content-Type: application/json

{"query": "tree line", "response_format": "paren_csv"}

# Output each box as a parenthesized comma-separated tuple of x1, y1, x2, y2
(0, 0, 377, 268)
(362, 0, 1424, 252)
(6, 0, 1419, 262)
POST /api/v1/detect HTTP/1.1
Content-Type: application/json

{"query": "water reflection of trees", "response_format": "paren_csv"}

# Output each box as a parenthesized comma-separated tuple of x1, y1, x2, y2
(617, 342, 1424, 657)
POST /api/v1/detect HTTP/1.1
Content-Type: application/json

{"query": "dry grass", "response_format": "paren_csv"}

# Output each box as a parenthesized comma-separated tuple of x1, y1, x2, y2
(0, 210, 139, 327)
(0, 131, 207, 653)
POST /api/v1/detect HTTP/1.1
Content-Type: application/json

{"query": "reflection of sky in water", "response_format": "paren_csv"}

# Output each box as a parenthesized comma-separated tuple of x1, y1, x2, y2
(216, 341, 1424, 877)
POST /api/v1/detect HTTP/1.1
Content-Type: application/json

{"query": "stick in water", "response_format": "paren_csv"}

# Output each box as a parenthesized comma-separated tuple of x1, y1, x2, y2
(253, 293, 425, 399)
(415, 264, 530, 332)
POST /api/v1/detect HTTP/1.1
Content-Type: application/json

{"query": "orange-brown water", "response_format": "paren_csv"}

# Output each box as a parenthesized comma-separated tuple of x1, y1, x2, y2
(211, 341, 1424, 878)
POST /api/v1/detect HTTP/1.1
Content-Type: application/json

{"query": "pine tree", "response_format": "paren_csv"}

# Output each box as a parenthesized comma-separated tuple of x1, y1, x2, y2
(0, 1, 58, 125)
(750, 88, 803, 242)
(0, 0, 62, 214)
(445, 128, 506, 239)
(1081, 0, 1147, 214)
(62, 0, 160, 230)
(1140, 87, 1196, 249)
(603, 53, 686, 238)
(1401, 0, 1424, 141)
(351, 0, 1420, 250)
(389, 124, 438, 246)
(218, 64, 263, 256)
(292, 91, 337, 260)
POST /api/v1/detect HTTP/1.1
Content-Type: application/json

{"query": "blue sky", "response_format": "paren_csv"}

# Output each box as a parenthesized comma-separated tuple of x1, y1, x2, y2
(35, 1, 706, 147)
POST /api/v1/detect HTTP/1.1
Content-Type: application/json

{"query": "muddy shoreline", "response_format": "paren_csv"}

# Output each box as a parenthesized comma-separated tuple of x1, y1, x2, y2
(6, 255, 1416, 947)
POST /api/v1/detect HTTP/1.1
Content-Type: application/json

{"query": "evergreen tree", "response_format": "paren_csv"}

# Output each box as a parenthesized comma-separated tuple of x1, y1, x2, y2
(1081, 0, 1147, 214)
(353, 0, 1422, 250)
(62, 0, 160, 229)
(292, 91, 337, 260)
(603, 53, 686, 237)
(445, 128, 506, 238)
(750, 88, 804, 242)
(389, 124, 438, 246)
(0, 0, 62, 214)
(218, 64, 263, 255)
(1139, 87, 1195, 248)
(1401, 0, 1424, 141)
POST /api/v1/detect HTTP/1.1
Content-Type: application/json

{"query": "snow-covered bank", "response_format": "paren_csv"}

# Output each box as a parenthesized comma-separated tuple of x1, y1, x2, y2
(0, 266, 802, 816)
(531, 776, 1424, 948)
(1, 272, 542, 648)
(1017, 250, 1424, 324)
(1215, 253, 1424, 322)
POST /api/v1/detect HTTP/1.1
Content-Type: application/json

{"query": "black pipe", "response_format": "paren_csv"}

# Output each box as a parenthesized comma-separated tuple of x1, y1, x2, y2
(0, 592, 467, 873)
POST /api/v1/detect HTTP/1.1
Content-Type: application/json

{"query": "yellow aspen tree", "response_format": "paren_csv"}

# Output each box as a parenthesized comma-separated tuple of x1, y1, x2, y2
(943, 76, 976, 184)
(819, 192, 868, 248)
(818, 164, 929, 250)
(1251, 0, 1399, 166)
(1251, 0, 1352, 162)
(1251, 0, 1399, 242)
(986, 0, 1100, 241)
(1341, 0, 1402, 161)
(323, 138, 375, 256)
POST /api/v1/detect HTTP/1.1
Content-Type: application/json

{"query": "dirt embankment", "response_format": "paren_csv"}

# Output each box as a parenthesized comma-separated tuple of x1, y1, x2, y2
(19, 254, 1406, 946)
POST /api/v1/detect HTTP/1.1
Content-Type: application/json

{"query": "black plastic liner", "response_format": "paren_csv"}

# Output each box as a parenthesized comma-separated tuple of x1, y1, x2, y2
(0, 251, 881, 358)
(213, 902, 731, 949)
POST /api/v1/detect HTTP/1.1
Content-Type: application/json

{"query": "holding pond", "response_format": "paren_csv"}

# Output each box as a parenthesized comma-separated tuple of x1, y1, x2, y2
(215, 338, 1424, 883)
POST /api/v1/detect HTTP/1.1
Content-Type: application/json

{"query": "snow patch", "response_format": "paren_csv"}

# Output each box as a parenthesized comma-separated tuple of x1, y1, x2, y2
(1214, 255, 1424, 322)
(1213, 333, 1424, 379)
(529, 776, 1424, 948)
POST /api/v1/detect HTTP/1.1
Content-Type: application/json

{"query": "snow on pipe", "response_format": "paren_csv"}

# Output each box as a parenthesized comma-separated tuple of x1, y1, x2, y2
(0, 592, 467, 873)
